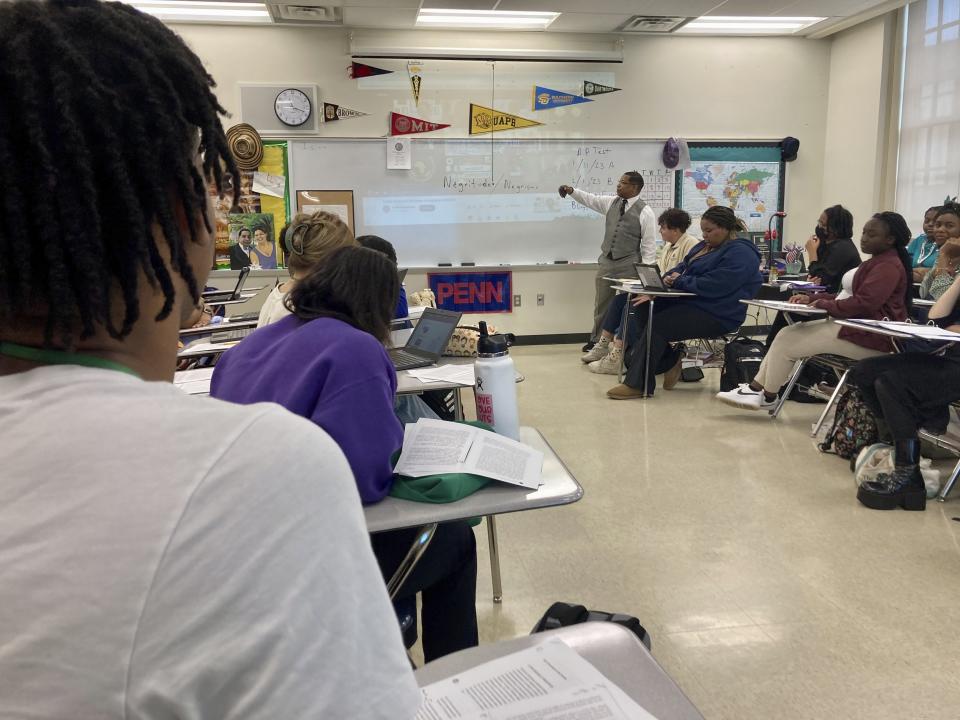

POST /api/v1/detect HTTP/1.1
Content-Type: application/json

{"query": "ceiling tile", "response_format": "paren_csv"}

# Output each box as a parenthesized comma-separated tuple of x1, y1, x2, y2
(420, 0, 499, 9)
(547, 13, 634, 32)
(341, 6, 419, 26)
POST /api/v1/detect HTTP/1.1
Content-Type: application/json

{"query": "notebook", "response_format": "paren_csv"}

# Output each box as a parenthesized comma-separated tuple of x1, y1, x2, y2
(388, 308, 462, 371)
(202, 266, 250, 302)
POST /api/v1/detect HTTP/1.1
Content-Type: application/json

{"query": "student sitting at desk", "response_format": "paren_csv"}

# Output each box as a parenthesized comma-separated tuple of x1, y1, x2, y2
(907, 205, 944, 281)
(717, 212, 912, 411)
(606, 206, 763, 398)
(583, 208, 700, 374)
(210, 246, 479, 661)
(358, 234, 409, 319)
(918, 204, 960, 299)
(765, 205, 862, 347)
(256, 211, 355, 326)
(0, 2, 418, 717)
(848, 272, 960, 511)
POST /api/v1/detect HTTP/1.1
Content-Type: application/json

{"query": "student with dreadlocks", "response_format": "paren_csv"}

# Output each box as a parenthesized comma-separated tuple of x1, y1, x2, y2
(0, 2, 418, 718)
(717, 212, 912, 412)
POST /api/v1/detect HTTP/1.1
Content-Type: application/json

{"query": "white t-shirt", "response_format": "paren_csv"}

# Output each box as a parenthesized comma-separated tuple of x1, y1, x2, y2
(0, 366, 419, 719)
(836, 267, 857, 300)
(257, 284, 292, 327)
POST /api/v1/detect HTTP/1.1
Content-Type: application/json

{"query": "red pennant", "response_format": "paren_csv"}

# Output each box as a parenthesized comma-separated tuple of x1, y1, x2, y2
(389, 112, 450, 136)
(349, 61, 393, 78)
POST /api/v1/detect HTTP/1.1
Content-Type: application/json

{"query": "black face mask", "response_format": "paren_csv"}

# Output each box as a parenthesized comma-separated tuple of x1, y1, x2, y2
(814, 225, 829, 241)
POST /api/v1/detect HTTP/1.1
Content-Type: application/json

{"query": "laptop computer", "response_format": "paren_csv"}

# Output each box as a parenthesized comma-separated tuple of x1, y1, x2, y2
(388, 307, 462, 371)
(633, 263, 685, 293)
(202, 266, 250, 302)
(398, 267, 408, 284)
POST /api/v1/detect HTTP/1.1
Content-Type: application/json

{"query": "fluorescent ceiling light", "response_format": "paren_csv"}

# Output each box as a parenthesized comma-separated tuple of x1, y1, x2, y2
(416, 9, 559, 30)
(121, 1, 271, 23)
(676, 16, 826, 35)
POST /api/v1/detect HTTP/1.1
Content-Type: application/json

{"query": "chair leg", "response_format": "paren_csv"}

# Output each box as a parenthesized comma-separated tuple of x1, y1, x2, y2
(938, 458, 960, 502)
(810, 369, 850, 437)
(386, 523, 438, 599)
(770, 359, 806, 418)
(487, 515, 503, 603)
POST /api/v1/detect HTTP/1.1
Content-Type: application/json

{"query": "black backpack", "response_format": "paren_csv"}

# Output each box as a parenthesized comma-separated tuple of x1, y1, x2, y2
(720, 337, 766, 391)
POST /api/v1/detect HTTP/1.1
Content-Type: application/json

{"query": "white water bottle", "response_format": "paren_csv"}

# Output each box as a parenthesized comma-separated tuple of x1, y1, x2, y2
(474, 322, 519, 440)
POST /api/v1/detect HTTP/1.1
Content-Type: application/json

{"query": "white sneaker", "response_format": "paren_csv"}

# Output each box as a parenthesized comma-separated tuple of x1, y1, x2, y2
(581, 337, 611, 363)
(716, 385, 776, 411)
(589, 347, 623, 374)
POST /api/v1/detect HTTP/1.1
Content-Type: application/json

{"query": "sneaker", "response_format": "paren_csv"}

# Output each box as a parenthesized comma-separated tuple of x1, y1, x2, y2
(581, 337, 611, 363)
(589, 347, 622, 374)
(716, 385, 776, 411)
(581, 341, 595, 352)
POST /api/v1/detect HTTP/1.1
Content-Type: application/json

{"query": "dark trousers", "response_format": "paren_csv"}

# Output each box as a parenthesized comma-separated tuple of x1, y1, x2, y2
(847, 353, 960, 440)
(371, 521, 478, 662)
(601, 293, 639, 338)
(624, 302, 729, 394)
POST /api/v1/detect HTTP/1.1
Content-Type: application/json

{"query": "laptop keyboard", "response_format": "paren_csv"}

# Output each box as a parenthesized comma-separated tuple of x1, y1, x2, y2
(210, 328, 254, 344)
(390, 349, 431, 370)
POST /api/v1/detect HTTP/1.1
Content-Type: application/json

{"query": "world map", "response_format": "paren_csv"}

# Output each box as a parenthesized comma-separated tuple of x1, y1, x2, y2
(681, 161, 781, 231)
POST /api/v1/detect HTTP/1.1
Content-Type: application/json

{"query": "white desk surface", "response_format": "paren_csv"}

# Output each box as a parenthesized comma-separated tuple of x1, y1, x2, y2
(178, 318, 258, 338)
(177, 340, 238, 359)
(611, 284, 695, 298)
(395, 356, 523, 394)
(415, 622, 704, 720)
(364, 426, 582, 533)
(741, 298, 828, 315)
(834, 319, 960, 343)
(205, 292, 259, 307)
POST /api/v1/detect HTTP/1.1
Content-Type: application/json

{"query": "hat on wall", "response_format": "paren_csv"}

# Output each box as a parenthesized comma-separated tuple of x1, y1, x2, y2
(780, 136, 800, 162)
(226, 123, 264, 170)
(662, 137, 691, 169)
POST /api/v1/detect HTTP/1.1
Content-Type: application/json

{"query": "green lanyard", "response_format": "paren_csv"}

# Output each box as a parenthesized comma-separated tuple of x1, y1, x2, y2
(0, 341, 140, 378)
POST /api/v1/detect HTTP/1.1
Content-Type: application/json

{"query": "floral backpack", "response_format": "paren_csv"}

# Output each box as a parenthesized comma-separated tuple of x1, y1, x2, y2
(818, 387, 879, 460)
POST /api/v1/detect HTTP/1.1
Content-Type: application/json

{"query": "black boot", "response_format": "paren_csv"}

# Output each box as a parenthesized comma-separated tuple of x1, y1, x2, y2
(857, 439, 926, 511)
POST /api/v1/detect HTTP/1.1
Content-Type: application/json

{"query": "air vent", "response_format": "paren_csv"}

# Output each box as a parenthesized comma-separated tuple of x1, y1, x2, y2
(618, 16, 690, 33)
(274, 4, 343, 24)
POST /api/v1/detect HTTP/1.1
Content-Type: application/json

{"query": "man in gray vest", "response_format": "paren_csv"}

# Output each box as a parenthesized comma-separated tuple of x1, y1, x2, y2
(559, 172, 657, 350)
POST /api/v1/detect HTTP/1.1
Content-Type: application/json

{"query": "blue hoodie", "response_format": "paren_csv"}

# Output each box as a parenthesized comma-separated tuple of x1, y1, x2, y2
(666, 238, 763, 329)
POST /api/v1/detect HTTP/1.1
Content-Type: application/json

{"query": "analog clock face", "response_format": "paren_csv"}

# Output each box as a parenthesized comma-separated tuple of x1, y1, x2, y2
(274, 88, 311, 127)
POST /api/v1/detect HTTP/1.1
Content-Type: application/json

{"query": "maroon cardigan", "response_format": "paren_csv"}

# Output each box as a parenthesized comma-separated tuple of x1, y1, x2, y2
(811, 249, 908, 352)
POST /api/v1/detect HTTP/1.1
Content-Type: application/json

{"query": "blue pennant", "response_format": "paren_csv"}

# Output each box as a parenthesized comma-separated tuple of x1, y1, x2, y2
(532, 86, 593, 111)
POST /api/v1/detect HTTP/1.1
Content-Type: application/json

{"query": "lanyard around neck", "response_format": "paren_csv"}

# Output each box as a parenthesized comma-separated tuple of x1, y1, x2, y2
(917, 238, 937, 265)
(0, 341, 140, 378)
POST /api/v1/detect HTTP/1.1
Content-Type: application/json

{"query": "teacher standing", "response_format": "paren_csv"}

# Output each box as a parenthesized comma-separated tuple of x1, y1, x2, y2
(559, 172, 657, 350)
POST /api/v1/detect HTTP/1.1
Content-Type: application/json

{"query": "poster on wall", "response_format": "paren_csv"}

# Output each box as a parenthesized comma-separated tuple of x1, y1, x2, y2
(679, 162, 780, 232)
(210, 140, 290, 270)
(227, 213, 277, 270)
(428, 271, 513, 314)
(296, 190, 355, 231)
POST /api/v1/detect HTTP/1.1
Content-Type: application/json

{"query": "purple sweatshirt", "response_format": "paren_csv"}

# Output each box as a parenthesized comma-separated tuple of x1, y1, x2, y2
(210, 315, 402, 503)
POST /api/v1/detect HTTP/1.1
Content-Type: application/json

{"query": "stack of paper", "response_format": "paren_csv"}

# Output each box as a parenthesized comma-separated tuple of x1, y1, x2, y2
(855, 320, 960, 342)
(417, 639, 660, 720)
(405, 365, 475, 385)
(755, 299, 827, 313)
(173, 367, 214, 395)
(395, 418, 543, 489)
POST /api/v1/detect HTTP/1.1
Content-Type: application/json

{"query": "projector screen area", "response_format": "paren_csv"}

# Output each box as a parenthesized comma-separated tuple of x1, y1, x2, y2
(290, 138, 675, 266)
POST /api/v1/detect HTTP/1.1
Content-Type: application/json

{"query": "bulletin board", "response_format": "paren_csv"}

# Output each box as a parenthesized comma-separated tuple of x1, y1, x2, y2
(296, 190, 356, 231)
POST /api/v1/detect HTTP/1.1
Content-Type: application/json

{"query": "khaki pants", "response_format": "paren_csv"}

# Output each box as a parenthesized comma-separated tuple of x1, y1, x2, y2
(592, 253, 637, 341)
(754, 318, 884, 391)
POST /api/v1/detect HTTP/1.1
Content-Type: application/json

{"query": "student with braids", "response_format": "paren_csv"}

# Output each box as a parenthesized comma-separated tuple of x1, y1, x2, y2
(717, 212, 912, 412)
(0, 2, 418, 717)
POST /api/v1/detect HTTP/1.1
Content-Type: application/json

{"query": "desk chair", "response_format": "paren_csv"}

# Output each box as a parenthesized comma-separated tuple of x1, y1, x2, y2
(771, 354, 859, 433)
(919, 404, 960, 502)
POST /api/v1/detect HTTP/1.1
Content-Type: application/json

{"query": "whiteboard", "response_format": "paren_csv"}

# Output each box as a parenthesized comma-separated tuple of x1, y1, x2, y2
(290, 138, 674, 266)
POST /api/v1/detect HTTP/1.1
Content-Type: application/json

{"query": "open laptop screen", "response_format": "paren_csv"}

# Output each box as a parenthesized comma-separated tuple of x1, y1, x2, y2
(406, 309, 460, 356)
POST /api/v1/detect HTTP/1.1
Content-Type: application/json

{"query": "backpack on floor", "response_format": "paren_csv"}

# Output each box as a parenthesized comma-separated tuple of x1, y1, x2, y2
(532, 602, 651, 650)
(719, 337, 766, 391)
(818, 387, 879, 460)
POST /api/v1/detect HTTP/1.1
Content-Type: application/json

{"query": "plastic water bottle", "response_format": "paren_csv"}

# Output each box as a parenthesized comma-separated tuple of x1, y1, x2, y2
(474, 322, 519, 440)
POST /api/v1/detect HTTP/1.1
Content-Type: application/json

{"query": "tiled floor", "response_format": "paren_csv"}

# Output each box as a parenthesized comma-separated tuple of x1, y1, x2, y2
(466, 344, 960, 720)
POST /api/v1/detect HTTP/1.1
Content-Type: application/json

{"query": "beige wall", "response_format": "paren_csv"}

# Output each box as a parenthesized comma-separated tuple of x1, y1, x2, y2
(821, 15, 897, 237)
(175, 23, 837, 335)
